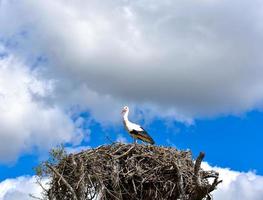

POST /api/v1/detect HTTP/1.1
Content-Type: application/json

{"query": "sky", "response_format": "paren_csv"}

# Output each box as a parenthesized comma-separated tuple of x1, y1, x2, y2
(0, 0, 263, 199)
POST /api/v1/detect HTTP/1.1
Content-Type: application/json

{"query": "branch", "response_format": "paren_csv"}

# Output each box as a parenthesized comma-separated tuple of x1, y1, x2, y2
(209, 177, 223, 193)
(173, 162, 185, 199)
(46, 163, 78, 200)
(194, 152, 205, 186)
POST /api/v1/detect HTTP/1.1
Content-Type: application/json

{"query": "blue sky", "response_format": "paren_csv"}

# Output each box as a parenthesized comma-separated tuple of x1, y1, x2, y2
(1, 0, 263, 199)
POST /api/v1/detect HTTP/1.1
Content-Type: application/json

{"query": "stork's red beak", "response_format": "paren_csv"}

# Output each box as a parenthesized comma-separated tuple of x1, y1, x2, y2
(121, 109, 125, 114)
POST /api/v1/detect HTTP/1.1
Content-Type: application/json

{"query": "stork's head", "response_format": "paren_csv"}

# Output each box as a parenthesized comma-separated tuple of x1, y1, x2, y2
(121, 106, 129, 115)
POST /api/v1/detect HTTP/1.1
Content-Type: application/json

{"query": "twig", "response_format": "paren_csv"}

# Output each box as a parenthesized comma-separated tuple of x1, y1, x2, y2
(29, 194, 43, 200)
(46, 163, 78, 200)
(114, 145, 135, 159)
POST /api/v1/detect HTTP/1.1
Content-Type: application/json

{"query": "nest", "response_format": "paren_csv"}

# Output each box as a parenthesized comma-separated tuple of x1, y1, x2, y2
(43, 143, 221, 200)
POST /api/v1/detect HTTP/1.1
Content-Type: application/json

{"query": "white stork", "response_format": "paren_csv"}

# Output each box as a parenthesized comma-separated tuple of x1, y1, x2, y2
(121, 106, 155, 145)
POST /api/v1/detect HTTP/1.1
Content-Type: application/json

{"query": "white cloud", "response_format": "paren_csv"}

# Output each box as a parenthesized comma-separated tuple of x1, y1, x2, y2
(202, 162, 263, 200)
(0, 55, 84, 163)
(1, 0, 263, 120)
(0, 176, 47, 200)
(0, 175, 101, 200)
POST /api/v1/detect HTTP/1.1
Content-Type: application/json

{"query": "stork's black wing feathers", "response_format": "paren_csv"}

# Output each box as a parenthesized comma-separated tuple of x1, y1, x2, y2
(130, 127, 155, 144)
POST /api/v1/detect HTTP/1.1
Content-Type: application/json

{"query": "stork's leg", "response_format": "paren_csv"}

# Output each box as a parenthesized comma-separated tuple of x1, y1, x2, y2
(133, 138, 137, 145)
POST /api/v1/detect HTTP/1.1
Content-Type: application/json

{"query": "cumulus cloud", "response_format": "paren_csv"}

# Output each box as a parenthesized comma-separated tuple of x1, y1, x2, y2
(1, 0, 263, 120)
(0, 55, 84, 163)
(202, 162, 263, 200)
(0, 176, 47, 200)
(0, 175, 99, 200)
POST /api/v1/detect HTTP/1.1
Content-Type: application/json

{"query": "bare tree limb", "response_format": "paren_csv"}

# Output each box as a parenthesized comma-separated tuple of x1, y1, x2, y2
(194, 152, 205, 187)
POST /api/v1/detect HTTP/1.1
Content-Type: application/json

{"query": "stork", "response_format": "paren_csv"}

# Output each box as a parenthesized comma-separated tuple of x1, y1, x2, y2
(121, 106, 155, 145)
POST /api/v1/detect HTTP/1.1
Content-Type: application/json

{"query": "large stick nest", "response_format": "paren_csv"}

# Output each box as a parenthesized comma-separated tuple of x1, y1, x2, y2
(43, 143, 221, 200)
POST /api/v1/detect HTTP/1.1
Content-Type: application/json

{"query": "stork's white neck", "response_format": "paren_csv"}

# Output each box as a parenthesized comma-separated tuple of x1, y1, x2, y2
(123, 110, 129, 122)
